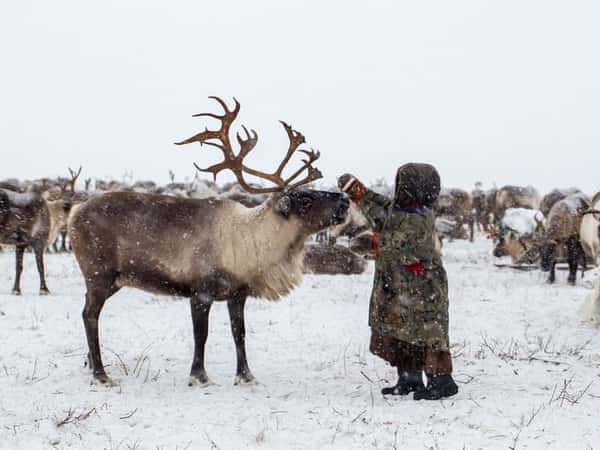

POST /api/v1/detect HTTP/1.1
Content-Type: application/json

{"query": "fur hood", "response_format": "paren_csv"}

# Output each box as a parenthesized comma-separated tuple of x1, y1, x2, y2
(394, 163, 441, 208)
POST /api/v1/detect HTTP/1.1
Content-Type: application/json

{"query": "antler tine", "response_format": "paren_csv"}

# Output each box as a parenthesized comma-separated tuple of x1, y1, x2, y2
(68, 166, 82, 179)
(284, 148, 322, 187)
(178, 97, 323, 194)
(68, 166, 82, 193)
(193, 161, 282, 194)
(287, 166, 323, 190)
(174, 96, 239, 159)
(191, 96, 240, 119)
(274, 121, 306, 177)
(236, 125, 259, 159)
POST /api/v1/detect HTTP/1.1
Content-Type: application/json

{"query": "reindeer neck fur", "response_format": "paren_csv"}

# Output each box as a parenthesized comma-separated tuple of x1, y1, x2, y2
(214, 197, 307, 301)
(45, 199, 71, 246)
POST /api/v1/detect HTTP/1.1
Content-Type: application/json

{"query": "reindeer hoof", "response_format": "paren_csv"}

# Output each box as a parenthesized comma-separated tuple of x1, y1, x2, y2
(188, 375, 214, 388)
(11, 289, 21, 296)
(39, 288, 50, 296)
(234, 374, 257, 386)
(92, 373, 118, 387)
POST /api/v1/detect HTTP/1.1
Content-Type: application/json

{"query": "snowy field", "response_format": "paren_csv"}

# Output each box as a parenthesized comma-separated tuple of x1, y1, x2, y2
(1, 237, 599, 450)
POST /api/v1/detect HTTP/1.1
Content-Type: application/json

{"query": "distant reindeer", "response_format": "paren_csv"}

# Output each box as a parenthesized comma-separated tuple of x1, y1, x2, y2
(580, 192, 600, 266)
(0, 168, 81, 294)
(434, 188, 474, 242)
(539, 188, 582, 217)
(69, 97, 349, 386)
(303, 243, 366, 275)
(1, 190, 50, 295)
(471, 182, 491, 232)
(51, 167, 82, 253)
(539, 194, 590, 285)
(492, 208, 545, 263)
(490, 185, 541, 228)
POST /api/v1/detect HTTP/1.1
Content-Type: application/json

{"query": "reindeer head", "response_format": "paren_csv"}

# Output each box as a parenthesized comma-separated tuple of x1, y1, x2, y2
(176, 96, 349, 231)
(271, 189, 349, 233)
(59, 167, 82, 212)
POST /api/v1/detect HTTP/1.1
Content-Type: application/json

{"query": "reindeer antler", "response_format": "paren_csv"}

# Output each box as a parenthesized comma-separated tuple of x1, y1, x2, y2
(68, 166, 82, 193)
(175, 97, 322, 194)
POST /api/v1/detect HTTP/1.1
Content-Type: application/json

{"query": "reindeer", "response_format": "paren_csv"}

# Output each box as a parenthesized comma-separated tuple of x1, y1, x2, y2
(48, 167, 82, 253)
(490, 185, 541, 228)
(471, 182, 491, 232)
(539, 194, 590, 285)
(303, 243, 366, 275)
(434, 188, 474, 242)
(0, 188, 50, 295)
(492, 208, 545, 264)
(0, 168, 81, 294)
(580, 192, 600, 266)
(69, 97, 349, 386)
(540, 188, 582, 217)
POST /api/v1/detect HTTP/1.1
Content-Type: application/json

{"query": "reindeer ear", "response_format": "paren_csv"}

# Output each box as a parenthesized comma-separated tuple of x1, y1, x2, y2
(274, 195, 291, 216)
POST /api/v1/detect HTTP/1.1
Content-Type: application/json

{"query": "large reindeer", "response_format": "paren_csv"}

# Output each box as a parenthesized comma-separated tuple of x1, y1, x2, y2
(69, 97, 349, 386)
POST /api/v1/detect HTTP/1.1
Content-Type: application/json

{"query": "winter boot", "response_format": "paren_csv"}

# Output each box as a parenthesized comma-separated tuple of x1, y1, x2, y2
(381, 370, 425, 396)
(413, 374, 458, 400)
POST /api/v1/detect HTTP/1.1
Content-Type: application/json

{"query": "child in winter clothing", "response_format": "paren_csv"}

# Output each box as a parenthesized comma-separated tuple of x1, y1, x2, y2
(339, 163, 458, 400)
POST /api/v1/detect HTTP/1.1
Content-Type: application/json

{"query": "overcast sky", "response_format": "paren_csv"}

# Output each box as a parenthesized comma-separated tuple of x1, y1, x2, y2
(1, 0, 599, 194)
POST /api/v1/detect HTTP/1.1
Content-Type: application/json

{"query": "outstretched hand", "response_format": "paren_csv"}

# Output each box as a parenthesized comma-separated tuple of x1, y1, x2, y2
(338, 173, 367, 203)
(337, 173, 356, 192)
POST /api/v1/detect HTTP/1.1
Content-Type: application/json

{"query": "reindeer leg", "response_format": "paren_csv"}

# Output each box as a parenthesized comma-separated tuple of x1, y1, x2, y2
(189, 293, 213, 387)
(578, 241, 587, 279)
(548, 258, 556, 284)
(566, 237, 578, 285)
(469, 215, 475, 242)
(11, 245, 25, 295)
(33, 242, 50, 295)
(60, 230, 68, 253)
(227, 292, 256, 385)
(83, 279, 119, 385)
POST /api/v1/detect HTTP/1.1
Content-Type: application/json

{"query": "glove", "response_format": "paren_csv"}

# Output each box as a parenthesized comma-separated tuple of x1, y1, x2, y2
(338, 173, 367, 203)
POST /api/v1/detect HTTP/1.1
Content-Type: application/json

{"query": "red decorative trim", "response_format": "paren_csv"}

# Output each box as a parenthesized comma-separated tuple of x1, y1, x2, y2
(402, 262, 426, 276)
(353, 184, 368, 204)
(371, 232, 381, 258)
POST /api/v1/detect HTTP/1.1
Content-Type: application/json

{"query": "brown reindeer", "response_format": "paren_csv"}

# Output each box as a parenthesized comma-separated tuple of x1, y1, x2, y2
(539, 194, 590, 285)
(492, 208, 545, 263)
(539, 188, 582, 217)
(0, 188, 51, 295)
(0, 168, 81, 294)
(69, 97, 349, 386)
(303, 243, 367, 275)
(471, 183, 491, 232)
(49, 167, 82, 252)
(434, 188, 474, 242)
(490, 185, 540, 227)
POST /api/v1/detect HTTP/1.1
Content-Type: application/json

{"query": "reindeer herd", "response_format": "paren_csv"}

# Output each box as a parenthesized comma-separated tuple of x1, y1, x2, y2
(1, 97, 600, 387)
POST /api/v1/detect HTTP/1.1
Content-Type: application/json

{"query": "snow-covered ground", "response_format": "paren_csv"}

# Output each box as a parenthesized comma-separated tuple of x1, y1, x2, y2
(1, 237, 599, 450)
